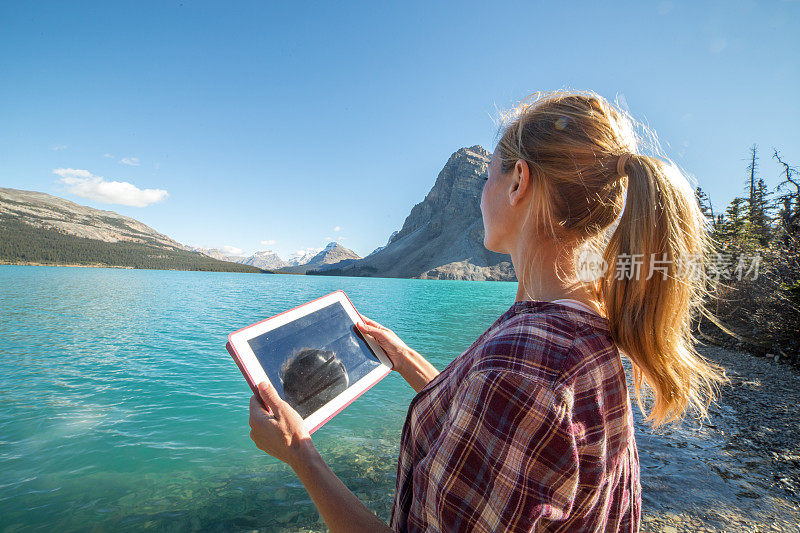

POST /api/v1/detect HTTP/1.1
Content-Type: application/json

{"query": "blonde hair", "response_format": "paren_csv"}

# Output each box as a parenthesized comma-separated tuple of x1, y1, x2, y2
(496, 89, 729, 429)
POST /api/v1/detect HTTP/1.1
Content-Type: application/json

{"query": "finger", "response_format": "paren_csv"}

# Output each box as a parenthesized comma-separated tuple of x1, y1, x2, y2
(257, 381, 285, 416)
(250, 395, 274, 425)
(361, 316, 388, 330)
(250, 393, 269, 413)
(356, 321, 385, 340)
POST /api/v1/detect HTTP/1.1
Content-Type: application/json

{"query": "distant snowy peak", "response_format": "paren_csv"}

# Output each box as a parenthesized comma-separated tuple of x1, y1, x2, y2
(192, 247, 244, 262)
(238, 250, 287, 270)
(307, 242, 359, 265)
(287, 249, 321, 266)
(192, 242, 360, 272)
(275, 242, 361, 274)
(192, 247, 287, 270)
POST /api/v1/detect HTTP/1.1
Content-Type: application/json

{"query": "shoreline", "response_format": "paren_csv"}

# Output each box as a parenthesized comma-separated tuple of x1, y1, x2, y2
(640, 343, 800, 532)
(0, 261, 266, 273)
(0, 260, 135, 269)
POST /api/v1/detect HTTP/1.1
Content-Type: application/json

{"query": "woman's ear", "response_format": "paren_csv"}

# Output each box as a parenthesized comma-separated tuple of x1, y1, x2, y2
(508, 158, 530, 206)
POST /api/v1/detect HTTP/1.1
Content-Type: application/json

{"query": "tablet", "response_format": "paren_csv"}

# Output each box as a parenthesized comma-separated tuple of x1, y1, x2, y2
(226, 290, 393, 434)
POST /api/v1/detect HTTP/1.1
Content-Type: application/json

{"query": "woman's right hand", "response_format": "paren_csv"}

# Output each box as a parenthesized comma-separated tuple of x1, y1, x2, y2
(355, 315, 414, 373)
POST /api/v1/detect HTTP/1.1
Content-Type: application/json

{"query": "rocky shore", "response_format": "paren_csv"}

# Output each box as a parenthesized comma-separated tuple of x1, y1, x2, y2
(639, 343, 800, 533)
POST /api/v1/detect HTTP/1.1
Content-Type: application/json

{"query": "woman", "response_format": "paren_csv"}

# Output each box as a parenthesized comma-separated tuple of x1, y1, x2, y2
(247, 90, 729, 532)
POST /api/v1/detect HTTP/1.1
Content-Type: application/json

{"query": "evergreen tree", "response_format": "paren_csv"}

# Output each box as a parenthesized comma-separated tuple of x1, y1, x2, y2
(747, 144, 758, 224)
(695, 187, 716, 230)
(721, 197, 748, 244)
(751, 178, 772, 245)
(738, 145, 772, 246)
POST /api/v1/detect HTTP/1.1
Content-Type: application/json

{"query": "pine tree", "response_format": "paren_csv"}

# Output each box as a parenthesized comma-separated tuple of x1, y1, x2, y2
(695, 187, 716, 229)
(739, 145, 772, 246)
(751, 178, 772, 245)
(747, 144, 758, 224)
(721, 197, 748, 244)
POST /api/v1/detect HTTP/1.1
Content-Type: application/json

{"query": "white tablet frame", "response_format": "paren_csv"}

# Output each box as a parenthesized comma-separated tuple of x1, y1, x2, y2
(227, 290, 393, 434)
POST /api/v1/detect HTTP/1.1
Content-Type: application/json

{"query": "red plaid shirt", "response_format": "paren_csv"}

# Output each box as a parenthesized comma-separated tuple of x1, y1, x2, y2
(390, 300, 641, 532)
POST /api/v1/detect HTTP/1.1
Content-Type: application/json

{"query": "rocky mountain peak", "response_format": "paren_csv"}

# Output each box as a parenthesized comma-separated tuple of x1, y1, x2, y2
(392, 145, 490, 243)
(314, 146, 514, 281)
(239, 249, 287, 270)
(309, 242, 359, 263)
(276, 242, 361, 274)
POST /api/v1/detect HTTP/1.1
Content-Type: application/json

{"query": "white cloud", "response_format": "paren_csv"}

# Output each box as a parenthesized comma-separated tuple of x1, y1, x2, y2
(51, 144, 68, 151)
(120, 157, 141, 166)
(103, 153, 114, 158)
(53, 168, 169, 207)
(332, 226, 341, 232)
(54, 168, 94, 179)
(260, 239, 277, 246)
(221, 245, 244, 256)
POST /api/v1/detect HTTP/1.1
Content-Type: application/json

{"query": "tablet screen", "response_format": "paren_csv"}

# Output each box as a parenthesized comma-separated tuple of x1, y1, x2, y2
(246, 301, 382, 418)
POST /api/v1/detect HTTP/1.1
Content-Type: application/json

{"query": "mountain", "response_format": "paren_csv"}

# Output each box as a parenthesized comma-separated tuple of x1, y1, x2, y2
(192, 248, 288, 270)
(238, 250, 287, 270)
(311, 146, 515, 281)
(286, 248, 321, 267)
(277, 242, 361, 274)
(0, 188, 262, 273)
(191, 247, 245, 262)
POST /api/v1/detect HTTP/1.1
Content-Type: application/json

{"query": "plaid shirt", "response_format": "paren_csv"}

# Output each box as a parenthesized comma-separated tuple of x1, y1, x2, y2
(390, 300, 641, 532)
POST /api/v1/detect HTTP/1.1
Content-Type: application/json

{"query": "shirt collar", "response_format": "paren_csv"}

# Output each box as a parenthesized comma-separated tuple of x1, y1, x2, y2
(503, 299, 611, 331)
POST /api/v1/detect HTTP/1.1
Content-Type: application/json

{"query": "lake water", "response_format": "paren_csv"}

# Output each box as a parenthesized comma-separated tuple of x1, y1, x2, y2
(0, 266, 793, 531)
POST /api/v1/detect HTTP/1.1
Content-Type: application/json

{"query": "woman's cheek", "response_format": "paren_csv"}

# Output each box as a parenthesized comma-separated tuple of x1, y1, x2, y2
(481, 199, 496, 250)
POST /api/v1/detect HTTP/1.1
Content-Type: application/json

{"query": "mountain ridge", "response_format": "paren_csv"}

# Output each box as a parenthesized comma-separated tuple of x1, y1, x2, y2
(0, 188, 262, 273)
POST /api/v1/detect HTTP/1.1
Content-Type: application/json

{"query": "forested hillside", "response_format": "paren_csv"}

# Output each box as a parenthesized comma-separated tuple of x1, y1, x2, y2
(696, 146, 799, 365)
(0, 188, 262, 272)
(0, 206, 263, 273)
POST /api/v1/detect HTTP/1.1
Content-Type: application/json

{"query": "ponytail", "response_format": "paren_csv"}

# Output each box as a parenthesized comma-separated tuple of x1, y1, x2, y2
(496, 90, 730, 430)
(599, 154, 729, 428)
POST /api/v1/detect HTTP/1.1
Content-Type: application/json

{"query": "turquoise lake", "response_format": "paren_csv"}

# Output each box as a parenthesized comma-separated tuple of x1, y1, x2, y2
(0, 266, 518, 531)
(1, 265, 792, 531)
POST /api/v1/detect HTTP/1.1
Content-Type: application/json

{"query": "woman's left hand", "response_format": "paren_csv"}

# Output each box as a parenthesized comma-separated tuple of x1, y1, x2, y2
(249, 381, 315, 467)
(249, 383, 393, 533)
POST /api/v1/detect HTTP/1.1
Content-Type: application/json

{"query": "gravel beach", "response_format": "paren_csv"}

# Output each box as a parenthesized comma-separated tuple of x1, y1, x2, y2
(639, 343, 800, 533)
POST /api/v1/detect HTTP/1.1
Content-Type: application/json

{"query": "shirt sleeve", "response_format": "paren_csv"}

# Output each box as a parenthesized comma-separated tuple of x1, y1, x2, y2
(412, 369, 580, 532)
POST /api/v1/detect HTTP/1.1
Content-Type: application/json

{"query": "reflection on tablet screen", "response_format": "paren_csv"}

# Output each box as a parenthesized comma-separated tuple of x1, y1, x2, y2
(246, 301, 381, 418)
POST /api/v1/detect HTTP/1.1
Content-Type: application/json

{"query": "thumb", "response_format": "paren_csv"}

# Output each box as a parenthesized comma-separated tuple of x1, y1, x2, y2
(257, 381, 283, 413)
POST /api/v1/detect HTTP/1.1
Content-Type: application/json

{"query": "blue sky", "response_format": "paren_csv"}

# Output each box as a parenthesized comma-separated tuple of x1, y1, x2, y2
(1, 1, 798, 260)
